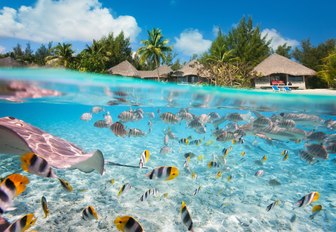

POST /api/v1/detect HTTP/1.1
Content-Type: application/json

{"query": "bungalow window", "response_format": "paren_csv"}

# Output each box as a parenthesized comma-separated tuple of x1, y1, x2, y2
(288, 76, 304, 82)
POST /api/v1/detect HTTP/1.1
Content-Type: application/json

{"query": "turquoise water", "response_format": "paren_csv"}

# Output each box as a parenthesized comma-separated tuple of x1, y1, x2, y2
(0, 68, 335, 231)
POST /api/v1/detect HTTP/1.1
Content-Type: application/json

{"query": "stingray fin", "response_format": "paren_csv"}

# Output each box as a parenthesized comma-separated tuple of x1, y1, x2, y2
(71, 150, 105, 175)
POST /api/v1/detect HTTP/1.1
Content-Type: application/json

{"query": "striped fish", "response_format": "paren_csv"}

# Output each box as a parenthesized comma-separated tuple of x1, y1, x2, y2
(128, 128, 145, 137)
(114, 216, 143, 232)
(266, 200, 280, 212)
(104, 112, 113, 126)
(277, 119, 296, 128)
(192, 186, 201, 196)
(0, 174, 29, 215)
(146, 166, 179, 181)
(160, 112, 179, 124)
(281, 150, 288, 156)
(0, 216, 10, 232)
(207, 161, 220, 168)
(80, 112, 92, 121)
(118, 111, 136, 122)
(110, 122, 128, 137)
(21, 152, 58, 178)
(255, 170, 264, 177)
(4, 214, 37, 232)
(139, 150, 150, 169)
(181, 201, 194, 232)
(295, 192, 319, 207)
(118, 183, 132, 197)
(94, 120, 109, 128)
(92, 106, 103, 114)
(139, 188, 159, 201)
(82, 206, 98, 221)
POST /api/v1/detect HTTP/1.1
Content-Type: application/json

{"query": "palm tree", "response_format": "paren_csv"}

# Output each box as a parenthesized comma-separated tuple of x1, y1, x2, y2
(137, 28, 172, 79)
(318, 50, 336, 88)
(45, 43, 74, 68)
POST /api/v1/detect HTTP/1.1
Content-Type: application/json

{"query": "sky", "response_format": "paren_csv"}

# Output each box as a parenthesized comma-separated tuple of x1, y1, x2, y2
(0, 0, 335, 61)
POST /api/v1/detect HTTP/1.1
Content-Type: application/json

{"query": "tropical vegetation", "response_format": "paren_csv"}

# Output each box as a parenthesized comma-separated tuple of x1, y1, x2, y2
(0, 16, 335, 88)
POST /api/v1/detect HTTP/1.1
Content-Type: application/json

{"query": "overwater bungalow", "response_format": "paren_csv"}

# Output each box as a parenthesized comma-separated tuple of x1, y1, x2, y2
(172, 60, 210, 84)
(108, 60, 172, 80)
(253, 54, 316, 89)
(0, 57, 24, 67)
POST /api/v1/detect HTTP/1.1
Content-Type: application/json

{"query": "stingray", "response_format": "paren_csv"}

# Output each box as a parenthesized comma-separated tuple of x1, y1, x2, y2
(0, 116, 104, 174)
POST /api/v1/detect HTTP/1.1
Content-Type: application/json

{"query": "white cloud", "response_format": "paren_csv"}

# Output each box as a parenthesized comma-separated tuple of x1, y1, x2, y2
(261, 28, 299, 50)
(0, 0, 141, 43)
(212, 25, 220, 37)
(0, 45, 5, 54)
(174, 29, 211, 56)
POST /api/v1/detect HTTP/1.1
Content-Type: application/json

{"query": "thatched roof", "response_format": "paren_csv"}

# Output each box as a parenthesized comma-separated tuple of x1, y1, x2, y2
(174, 60, 209, 77)
(108, 60, 173, 79)
(0, 57, 23, 67)
(253, 54, 316, 76)
(108, 60, 140, 77)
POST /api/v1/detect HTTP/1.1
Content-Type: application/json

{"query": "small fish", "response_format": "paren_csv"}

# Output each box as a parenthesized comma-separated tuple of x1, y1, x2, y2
(80, 112, 92, 121)
(164, 134, 169, 145)
(94, 120, 109, 128)
(118, 183, 132, 197)
(0, 174, 29, 214)
(179, 138, 189, 145)
(309, 205, 322, 219)
(290, 214, 297, 223)
(160, 146, 171, 154)
(192, 186, 201, 196)
(281, 150, 288, 156)
(222, 146, 232, 157)
(162, 193, 169, 198)
(114, 216, 144, 232)
(139, 150, 150, 169)
(184, 152, 196, 159)
(128, 128, 146, 137)
(255, 170, 264, 177)
(82, 206, 98, 220)
(140, 188, 159, 201)
(208, 161, 220, 168)
(118, 111, 136, 122)
(227, 175, 232, 182)
(21, 152, 57, 178)
(110, 122, 128, 137)
(189, 139, 202, 146)
(58, 178, 73, 192)
(197, 155, 204, 161)
(160, 112, 179, 124)
(266, 200, 280, 212)
(191, 172, 198, 180)
(216, 171, 222, 179)
(41, 196, 49, 218)
(205, 140, 214, 146)
(181, 201, 194, 232)
(262, 155, 267, 162)
(283, 154, 289, 161)
(241, 151, 246, 157)
(5, 214, 37, 232)
(295, 192, 319, 207)
(92, 106, 103, 114)
(146, 166, 179, 181)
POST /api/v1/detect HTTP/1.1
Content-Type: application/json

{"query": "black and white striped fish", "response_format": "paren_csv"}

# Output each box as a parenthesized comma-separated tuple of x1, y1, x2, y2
(118, 111, 136, 122)
(160, 112, 179, 124)
(139, 150, 150, 169)
(266, 200, 280, 212)
(21, 152, 57, 178)
(295, 192, 319, 207)
(114, 216, 143, 232)
(110, 122, 128, 137)
(128, 128, 145, 137)
(181, 201, 194, 231)
(82, 206, 98, 221)
(94, 120, 109, 128)
(139, 188, 159, 201)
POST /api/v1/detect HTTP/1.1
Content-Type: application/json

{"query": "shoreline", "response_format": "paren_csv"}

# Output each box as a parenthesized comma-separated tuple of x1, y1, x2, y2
(257, 88, 336, 96)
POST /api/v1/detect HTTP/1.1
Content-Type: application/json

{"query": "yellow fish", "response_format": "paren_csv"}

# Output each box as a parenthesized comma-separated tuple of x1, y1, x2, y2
(82, 206, 98, 220)
(216, 171, 222, 179)
(41, 196, 49, 218)
(310, 205, 322, 219)
(191, 172, 197, 180)
(114, 216, 143, 232)
(110, 179, 115, 185)
(281, 149, 288, 156)
(146, 166, 179, 181)
(163, 193, 169, 198)
(5, 214, 37, 232)
(232, 139, 236, 144)
(227, 175, 232, 182)
(58, 178, 73, 192)
(197, 155, 204, 161)
(241, 151, 246, 157)
(205, 140, 214, 146)
(262, 155, 267, 162)
(283, 154, 289, 161)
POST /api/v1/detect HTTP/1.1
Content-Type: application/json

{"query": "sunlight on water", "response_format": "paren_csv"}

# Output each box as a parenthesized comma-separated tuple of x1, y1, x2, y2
(0, 68, 335, 232)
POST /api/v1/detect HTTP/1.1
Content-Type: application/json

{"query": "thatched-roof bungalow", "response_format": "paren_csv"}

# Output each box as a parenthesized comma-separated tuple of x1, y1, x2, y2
(108, 61, 172, 80)
(108, 60, 140, 77)
(0, 57, 23, 67)
(253, 54, 316, 89)
(173, 60, 210, 84)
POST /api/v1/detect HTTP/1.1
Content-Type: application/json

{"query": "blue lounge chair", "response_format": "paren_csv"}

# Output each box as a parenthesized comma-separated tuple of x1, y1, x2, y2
(272, 85, 280, 92)
(283, 86, 292, 92)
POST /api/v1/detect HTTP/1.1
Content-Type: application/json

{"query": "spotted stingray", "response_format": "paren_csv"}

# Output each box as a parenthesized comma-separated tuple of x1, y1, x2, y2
(0, 116, 104, 174)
